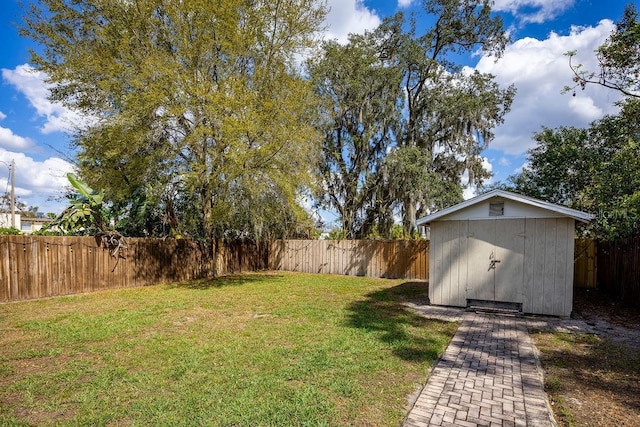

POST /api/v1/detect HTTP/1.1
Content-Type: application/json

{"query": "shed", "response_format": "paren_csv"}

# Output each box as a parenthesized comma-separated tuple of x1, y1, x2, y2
(415, 190, 593, 317)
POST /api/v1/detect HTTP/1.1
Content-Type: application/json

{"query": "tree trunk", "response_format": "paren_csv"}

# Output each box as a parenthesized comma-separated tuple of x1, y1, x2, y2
(402, 195, 416, 238)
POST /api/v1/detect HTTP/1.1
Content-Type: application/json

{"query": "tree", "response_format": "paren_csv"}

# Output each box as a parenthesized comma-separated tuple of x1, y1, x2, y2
(22, 0, 327, 240)
(392, 67, 514, 234)
(566, 3, 640, 98)
(507, 98, 640, 239)
(309, 0, 514, 238)
(510, 4, 640, 239)
(393, 0, 514, 235)
(510, 126, 592, 206)
(0, 193, 41, 217)
(307, 19, 404, 239)
(0, 193, 25, 214)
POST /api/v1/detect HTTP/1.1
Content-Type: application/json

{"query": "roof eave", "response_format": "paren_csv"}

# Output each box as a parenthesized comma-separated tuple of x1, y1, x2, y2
(414, 190, 594, 226)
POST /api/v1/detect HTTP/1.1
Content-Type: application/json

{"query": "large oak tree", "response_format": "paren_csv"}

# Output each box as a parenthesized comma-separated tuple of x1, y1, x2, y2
(307, 19, 404, 239)
(309, 0, 515, 238)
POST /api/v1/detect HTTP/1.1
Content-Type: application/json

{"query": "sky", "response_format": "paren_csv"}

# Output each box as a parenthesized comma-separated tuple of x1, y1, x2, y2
(0, 0, 637, 218)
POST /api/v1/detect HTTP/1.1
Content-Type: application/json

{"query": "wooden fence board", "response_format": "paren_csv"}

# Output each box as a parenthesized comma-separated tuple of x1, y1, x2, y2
(0, 237, 267, 302)
(598, 238, 640, 307)
(0, 236, 599, 303)
(0, 238, 8, 302)
(267, 240, 431, 280)
(37, 238, 47, 297)
(574, 239, 597, 288)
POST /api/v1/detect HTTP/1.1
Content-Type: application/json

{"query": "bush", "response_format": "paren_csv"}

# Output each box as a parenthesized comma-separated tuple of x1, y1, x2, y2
(0, 227, 21, 235)
(32, 228, 63, 236)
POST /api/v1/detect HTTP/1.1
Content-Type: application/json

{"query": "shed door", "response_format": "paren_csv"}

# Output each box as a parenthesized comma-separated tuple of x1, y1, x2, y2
(467, 219, 525, 303)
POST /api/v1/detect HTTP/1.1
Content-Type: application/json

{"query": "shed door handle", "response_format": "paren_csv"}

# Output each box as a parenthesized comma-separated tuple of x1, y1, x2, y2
(489, 251, 501, 270)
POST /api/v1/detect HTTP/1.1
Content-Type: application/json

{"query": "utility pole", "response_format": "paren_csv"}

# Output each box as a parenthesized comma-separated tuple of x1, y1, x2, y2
(10, 159, 15, 229)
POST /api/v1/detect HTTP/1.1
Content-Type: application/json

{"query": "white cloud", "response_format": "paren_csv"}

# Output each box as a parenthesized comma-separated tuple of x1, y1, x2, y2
(481, 156, 493, 175)
(567, 96, 603, 121)
(462, 156, 493, 200)
(0, 111, 6, 120)
(514, 161, 529, 174)
(324, 0, 381, 44)
(474, 19, 622, 155)
(0, 149, 74, 213)
(2, 64, 92, 134)
(0, 126, 34, 150)
(398, 0, 415, 8)
(493, 0, 575, 24)
(462, 186, 476, 200)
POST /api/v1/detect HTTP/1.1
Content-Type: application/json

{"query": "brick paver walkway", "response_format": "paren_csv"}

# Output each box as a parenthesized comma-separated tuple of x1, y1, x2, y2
(404, 312, 555, 427)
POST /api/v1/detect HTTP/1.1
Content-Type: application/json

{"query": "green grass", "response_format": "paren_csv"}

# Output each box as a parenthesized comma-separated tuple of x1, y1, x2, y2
(0, 272, 457, 426)
(533, 331, 640, 427)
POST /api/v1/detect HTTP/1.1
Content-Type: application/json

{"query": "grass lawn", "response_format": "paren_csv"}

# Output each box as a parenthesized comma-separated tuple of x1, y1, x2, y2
(0, 272, 456, 426)
(533, 331, 640, 427)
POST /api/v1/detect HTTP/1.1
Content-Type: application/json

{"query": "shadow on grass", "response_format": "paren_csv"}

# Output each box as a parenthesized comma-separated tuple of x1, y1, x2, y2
(168, 273, 284, 290)
(345, 281, 455, 362)
(537, 331, 640, 379)
(534, 331, 640, 424)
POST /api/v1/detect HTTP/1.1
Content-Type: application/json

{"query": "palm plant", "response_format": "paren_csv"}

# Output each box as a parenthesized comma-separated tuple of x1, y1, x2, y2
(50, 174, 127, 260)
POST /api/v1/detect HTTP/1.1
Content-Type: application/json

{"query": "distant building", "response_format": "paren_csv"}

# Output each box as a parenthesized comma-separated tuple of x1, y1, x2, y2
(0, 213, 21, 229)
(20, 217, 54, 234)
(0, 213, 54, 233)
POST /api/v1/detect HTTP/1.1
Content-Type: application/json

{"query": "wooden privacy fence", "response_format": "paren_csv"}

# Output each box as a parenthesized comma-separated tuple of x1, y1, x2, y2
(574, 238, 597, 288)
(1, 236, 599, 303)
(0, 237, 429, 302)
(271, 239, 598, 286)
(0, 236, 268, 302)
(269, 239, 429, 280)
(597, 238, 640, 307)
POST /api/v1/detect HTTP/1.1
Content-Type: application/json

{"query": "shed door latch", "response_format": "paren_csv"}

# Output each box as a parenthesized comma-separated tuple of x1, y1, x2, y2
(488, 251, 501, 270)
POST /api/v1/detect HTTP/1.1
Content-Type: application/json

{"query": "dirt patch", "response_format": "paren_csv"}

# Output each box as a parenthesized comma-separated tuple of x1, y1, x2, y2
(573, 288, 640, 324)
(533, 289, 640, 427)
(15, 405, 77, 426)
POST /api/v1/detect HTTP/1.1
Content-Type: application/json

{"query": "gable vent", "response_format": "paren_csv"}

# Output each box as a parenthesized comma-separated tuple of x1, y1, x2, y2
(489, 201, 504, 216)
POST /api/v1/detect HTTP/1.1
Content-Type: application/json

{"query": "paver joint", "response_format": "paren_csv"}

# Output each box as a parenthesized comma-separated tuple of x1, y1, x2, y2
(403, 311, 556, 427)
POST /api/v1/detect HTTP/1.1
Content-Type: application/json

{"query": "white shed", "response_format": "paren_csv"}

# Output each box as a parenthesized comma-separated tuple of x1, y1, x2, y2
(416, 190, 593, 317)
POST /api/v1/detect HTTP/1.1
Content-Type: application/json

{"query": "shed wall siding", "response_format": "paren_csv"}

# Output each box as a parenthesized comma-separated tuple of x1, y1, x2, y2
(429, 217, 574, 316)
(494, 219, 526, 303)
(429, 221, 467, 307)
(521, 217, 574, 316)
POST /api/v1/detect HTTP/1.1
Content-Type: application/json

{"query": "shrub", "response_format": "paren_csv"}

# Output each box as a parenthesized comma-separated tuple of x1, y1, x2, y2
(0, 227, 21, 235)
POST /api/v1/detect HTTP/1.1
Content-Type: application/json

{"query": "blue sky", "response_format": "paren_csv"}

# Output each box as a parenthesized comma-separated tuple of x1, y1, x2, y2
(0, 0, 637, 218)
